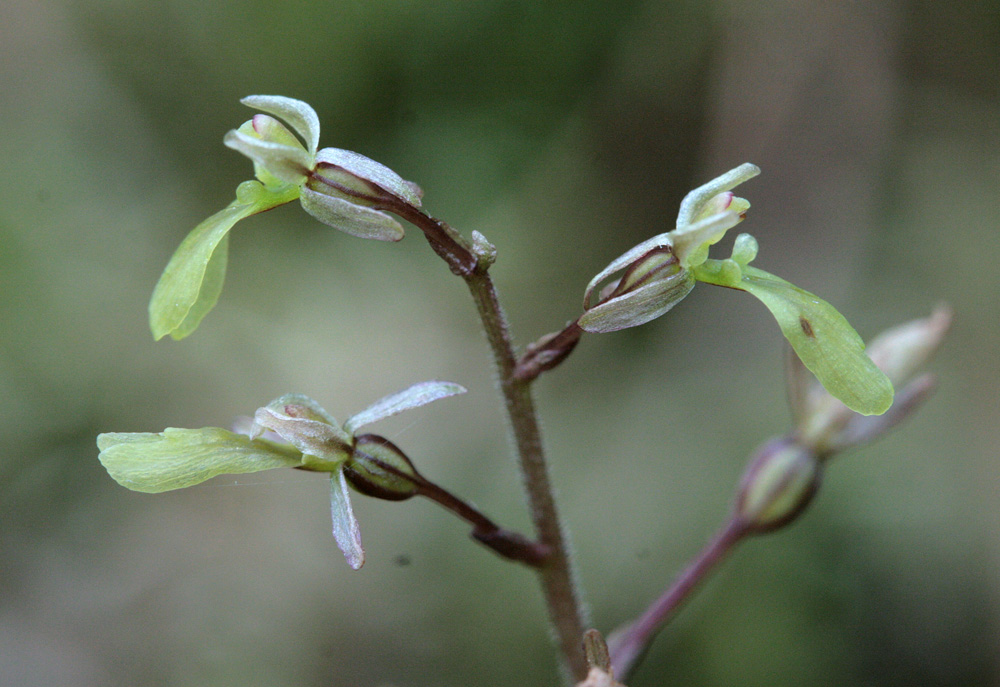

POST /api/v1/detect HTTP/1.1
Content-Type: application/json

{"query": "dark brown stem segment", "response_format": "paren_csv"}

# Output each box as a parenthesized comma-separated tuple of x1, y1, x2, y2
(608, 517, 750, 680)
(514, 321, 584, 382)
(417, 481, 550, 567)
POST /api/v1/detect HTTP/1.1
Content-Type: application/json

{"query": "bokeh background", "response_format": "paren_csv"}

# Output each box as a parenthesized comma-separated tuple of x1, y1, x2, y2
(1, 1, 998, 685)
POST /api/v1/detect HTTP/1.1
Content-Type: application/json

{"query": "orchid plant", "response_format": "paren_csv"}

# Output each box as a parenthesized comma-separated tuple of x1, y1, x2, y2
(99, 96, 947, 685)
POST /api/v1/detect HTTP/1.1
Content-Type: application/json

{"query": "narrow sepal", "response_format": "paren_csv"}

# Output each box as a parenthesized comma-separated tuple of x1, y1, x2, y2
(299, 186, 405, 241)
(97, 428, 302, 493)
(315, 147, 422, 207)
(241, 95, 321, 155)
(735, 266, 894, 415)
(344, 381, 467, 435)
(149, 181, 299, 340)
(330, 467, 365, 569)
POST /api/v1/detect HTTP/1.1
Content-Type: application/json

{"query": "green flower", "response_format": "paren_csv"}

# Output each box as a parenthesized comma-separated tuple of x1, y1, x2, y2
(98, 381, 465, 569)
(577, 164, 893, 416)
(149, 95, 423, 341)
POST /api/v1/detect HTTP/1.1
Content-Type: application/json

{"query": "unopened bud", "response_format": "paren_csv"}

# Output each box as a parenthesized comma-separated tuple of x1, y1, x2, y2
(343, 434, 425, 501)
(735, 437, 821, 533)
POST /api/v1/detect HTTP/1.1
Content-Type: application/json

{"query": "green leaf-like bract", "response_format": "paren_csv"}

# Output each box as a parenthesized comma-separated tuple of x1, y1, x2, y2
(97, 427, 302, 493)
(705, 265, 894, 416)
(148, 181, 300, 341)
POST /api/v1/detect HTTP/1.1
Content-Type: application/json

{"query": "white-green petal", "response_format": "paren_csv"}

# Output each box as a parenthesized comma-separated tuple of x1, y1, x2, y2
(224, 129, 313, 186)
(669, 210, 743, 269)
(344, 381, 467, 435)
(97, 428, 302, 493)
(676, 163, 760, 227)
(252, 396, 352, 468)
(149, 181, 300, 341)
(330, 467, 365, 569)
(299, 187, 405, 241)
(241, 95, 321, 155)
(733, 266, 894, 416)
(315, 148, 423, 207)
(578, 271, 695, 333)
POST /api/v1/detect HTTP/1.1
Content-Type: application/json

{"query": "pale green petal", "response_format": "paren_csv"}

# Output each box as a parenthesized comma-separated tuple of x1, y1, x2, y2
(224, 129, 313, 186)
(330, 467, 365, 569)
(727, 266, 894, 416)
(149, 181, 300, 341)
(299, 187, 405, 241)
(252, 394, 352, 468)
(344, 381, 467, 435)
(669, 210, 743, 269)
(241, 95, 321, 155)
(315, 147, 422, 207)
(676, 163, 760, 227)
(97, 428, 302, 493)
(234, 117, 306, 188)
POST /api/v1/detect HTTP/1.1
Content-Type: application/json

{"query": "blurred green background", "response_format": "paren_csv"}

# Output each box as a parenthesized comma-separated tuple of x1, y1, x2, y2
(1, 1, 997, 685)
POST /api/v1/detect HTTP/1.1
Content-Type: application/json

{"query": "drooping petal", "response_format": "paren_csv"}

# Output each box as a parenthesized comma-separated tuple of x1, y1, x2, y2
(224, 129, 313, 186)
(315, 147, 423, 207)
(675, 163, 760, 228)
(330, 467, 365, 569)
(719, 265, 894, 416)
(97, 428, 302, 493)
(149, 181, 300, 341)
(344, 381, 467, 435)
(241, 95, 321, 155)
(299, 186, 405, 241)
(252, 394, 352, 469)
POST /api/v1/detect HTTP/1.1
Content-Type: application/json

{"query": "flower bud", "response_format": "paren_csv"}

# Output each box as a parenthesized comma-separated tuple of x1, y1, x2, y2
(735, 437, 822, 533)
(343, 434, 425, 501)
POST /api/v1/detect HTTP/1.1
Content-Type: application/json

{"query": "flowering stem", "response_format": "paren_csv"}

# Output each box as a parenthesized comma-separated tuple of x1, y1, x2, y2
(400, 205, 588, 679)
(609, 516, 750, 680)
(464, 266, 589, 680)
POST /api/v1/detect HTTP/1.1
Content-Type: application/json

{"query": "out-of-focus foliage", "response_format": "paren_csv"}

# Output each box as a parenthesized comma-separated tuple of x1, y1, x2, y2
(1, 1, 998, 685)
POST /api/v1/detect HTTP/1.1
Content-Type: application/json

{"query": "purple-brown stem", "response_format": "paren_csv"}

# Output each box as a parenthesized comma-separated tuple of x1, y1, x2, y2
(609, 516, 750, 680)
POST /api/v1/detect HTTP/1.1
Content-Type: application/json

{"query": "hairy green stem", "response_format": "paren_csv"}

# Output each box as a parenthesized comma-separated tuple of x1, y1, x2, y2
(399, 204, 588, 679)
(464, 265, 589, 680)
